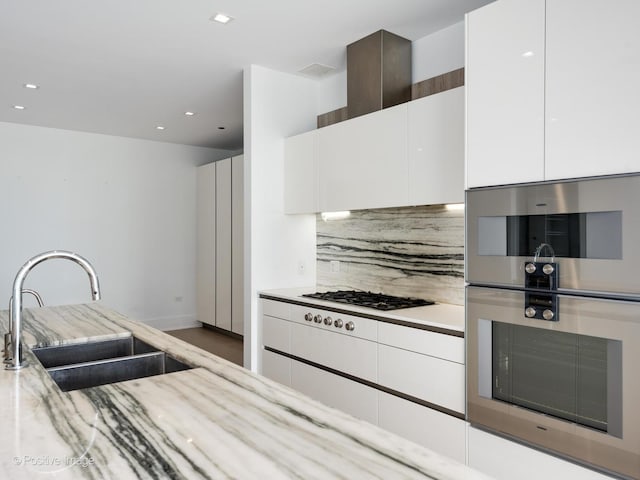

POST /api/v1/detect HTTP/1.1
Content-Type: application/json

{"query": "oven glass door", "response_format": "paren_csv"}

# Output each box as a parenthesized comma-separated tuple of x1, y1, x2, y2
(488, 320, 618, 434)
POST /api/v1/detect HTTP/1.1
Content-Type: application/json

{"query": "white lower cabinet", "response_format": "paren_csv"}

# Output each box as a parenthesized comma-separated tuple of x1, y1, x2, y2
(262, 349, 291, 387)
(290, 360, 378, 424)
(378, 345, 465, 414)
(468, 427, 615, 480)
(378, 392, 466, 464)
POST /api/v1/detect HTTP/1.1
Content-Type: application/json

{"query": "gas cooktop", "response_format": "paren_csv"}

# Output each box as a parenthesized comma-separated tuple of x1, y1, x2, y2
(301, 290, 434, 311)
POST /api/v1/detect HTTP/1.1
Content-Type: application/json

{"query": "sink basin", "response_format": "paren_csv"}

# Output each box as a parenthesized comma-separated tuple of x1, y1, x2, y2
(32, 336, 193, 392)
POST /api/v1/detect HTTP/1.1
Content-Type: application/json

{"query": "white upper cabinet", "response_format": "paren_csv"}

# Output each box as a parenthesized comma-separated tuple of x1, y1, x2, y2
(408, 86, 465, 205)
(318, 103, 409, 212)
(467, 0, 640, 188)
(545, 0, 640, 180)
(466, 0, 545, 188)
(284, 130, 318, 214)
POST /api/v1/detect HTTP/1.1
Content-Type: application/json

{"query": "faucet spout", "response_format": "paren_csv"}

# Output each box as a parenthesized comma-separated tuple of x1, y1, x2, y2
(6, 250, 101, 370)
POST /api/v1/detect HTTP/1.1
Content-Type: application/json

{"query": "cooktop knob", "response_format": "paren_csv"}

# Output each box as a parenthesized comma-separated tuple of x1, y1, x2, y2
(304, 313, 313, 321)
(542, 263, 555, 275)
(313, 315, 322, 323)
(345, 321, 355, 331)
(525, 307, 536, 318)
(334, 318, 343, 328)
(525, 263, 537, 274)
(542, 309, 555, 321)
(323, 316, 333, 326)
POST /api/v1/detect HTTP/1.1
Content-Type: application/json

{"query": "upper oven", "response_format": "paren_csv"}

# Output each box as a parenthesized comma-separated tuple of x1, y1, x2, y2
(466, 174, 640, 298)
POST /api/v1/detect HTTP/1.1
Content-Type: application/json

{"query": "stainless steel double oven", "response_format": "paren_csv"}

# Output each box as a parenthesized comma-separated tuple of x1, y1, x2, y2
(466, 174, 640, 479)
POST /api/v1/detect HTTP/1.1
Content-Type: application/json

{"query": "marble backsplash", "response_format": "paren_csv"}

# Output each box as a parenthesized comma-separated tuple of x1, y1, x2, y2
(316, 204, 464, 305)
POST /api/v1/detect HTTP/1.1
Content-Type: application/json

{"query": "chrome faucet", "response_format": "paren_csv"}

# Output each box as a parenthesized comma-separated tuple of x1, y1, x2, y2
(5, 250, 101, 370)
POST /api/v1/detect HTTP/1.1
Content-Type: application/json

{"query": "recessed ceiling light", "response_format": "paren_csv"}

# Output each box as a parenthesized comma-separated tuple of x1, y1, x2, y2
(24, 83, 39, 89)
(217, 126, 225, 130)
(184, 111, 195, 116)
(13, 105, 26, 110)
(211, 13, 233, 24)
(522, 51, 535, 58)
(156, 126, 165, 130)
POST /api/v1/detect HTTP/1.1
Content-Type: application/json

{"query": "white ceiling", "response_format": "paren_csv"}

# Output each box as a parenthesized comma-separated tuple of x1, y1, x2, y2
(0, 0, 492, 150)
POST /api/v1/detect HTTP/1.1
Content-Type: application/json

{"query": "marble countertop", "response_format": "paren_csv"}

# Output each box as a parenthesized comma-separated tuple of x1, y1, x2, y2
(0, 302, 489, 479)
(259, 287, 465, 333)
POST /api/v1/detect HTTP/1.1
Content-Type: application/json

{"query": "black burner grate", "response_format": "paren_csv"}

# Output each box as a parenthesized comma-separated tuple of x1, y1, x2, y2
(302, 290, 434, 311)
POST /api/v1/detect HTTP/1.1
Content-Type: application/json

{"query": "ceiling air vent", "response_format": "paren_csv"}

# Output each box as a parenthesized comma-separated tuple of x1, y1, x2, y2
(298, 63, 336, 78)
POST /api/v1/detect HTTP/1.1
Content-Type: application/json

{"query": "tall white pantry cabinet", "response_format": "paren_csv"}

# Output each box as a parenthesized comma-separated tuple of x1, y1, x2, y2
(196, 155, 244, 335)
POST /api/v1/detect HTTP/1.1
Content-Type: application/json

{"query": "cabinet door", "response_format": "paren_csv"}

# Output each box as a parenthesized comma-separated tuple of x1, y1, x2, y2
(196, 163, 215, 326)
(408, 87, 464, 205)
(545, 0, 640, 180)
(231, 155, 244, 335)
(378, 344, 465, 414)
(466, 0, 545, 188)
(378, 392, 466, 463)
(262, 349, 291, 387)
(290, 359, 378, 424)
(284, 131, 318, 214)
(215, 158, 232, 331)
(318, 103, 408, 211)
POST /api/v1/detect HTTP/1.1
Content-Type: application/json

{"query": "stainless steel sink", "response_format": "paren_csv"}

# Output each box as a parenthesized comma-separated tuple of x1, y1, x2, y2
(32, 336, 193, 392)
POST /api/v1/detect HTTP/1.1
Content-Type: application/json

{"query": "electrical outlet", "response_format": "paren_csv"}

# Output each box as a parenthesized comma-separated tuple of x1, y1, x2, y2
(330, 260, 340, 273)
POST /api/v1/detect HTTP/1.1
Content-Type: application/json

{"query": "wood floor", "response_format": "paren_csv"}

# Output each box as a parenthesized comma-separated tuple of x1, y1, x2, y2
(166, 327, 243, 367)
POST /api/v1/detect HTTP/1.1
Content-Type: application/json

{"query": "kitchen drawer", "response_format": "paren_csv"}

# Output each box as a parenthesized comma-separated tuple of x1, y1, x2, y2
(291, 359, 378, 424)
(378, 344, 465, 414)
(290, 304, 377, 342)
(261, 299, 291, 320)
(262, 349, 291, 386)
(378, 322, 464, 364)
(291, 323, 377, 382)
(262, 314, 291, 353)
(378, 391, 466, 463)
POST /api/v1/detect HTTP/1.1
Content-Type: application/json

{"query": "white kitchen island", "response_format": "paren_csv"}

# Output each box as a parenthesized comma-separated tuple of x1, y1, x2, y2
(0, 302, 491, 479)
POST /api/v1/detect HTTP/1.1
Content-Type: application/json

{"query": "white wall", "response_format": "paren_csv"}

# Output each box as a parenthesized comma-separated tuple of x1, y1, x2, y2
(412, 21, 465, 82)
(243, 65, 318, 371)
(0, 121, 231, 330)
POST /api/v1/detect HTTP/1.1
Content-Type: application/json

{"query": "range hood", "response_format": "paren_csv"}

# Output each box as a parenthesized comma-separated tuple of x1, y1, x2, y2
(346, 30, 412, 119)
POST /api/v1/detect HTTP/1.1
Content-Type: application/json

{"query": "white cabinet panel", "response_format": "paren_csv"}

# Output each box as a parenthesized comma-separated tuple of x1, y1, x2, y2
(318, 103, 408, 212)
(378, 344, 465, 414)
(231, 155, 244, 335)
(408, 87, 464, 205)
(262, 315, 291, 354)
(545, 0, 640, 180)
(378, 392, 466, 463)
(378, 322, 464, 364)
(284, 130, 318, 214)
(290, 323, 377, 382)
(215, 158, 232, 331)
(262, 349, 291, 387)
(196, 163, 215, 326)
(291, 359, 378, 424)
(468, 427, 613, 480)
(262, 299, 291, 320)
(466, 0, 545, 188)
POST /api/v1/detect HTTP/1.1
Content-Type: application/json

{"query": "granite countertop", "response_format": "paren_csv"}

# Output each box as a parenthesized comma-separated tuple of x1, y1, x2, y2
(259, 287, 465, 334)
(0, 302, 488, 479)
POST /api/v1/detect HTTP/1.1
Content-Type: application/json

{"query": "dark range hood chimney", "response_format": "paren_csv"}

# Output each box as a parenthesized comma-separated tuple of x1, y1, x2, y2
(346, 30, 412, 119)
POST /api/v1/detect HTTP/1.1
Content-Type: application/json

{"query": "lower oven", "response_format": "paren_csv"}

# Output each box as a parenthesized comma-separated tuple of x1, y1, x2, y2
(466, 286, 640, 479)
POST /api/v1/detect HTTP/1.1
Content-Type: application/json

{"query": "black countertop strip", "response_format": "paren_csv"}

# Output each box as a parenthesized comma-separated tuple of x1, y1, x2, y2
(259, 294, 464, 338)
(264, 346, 465, 421)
